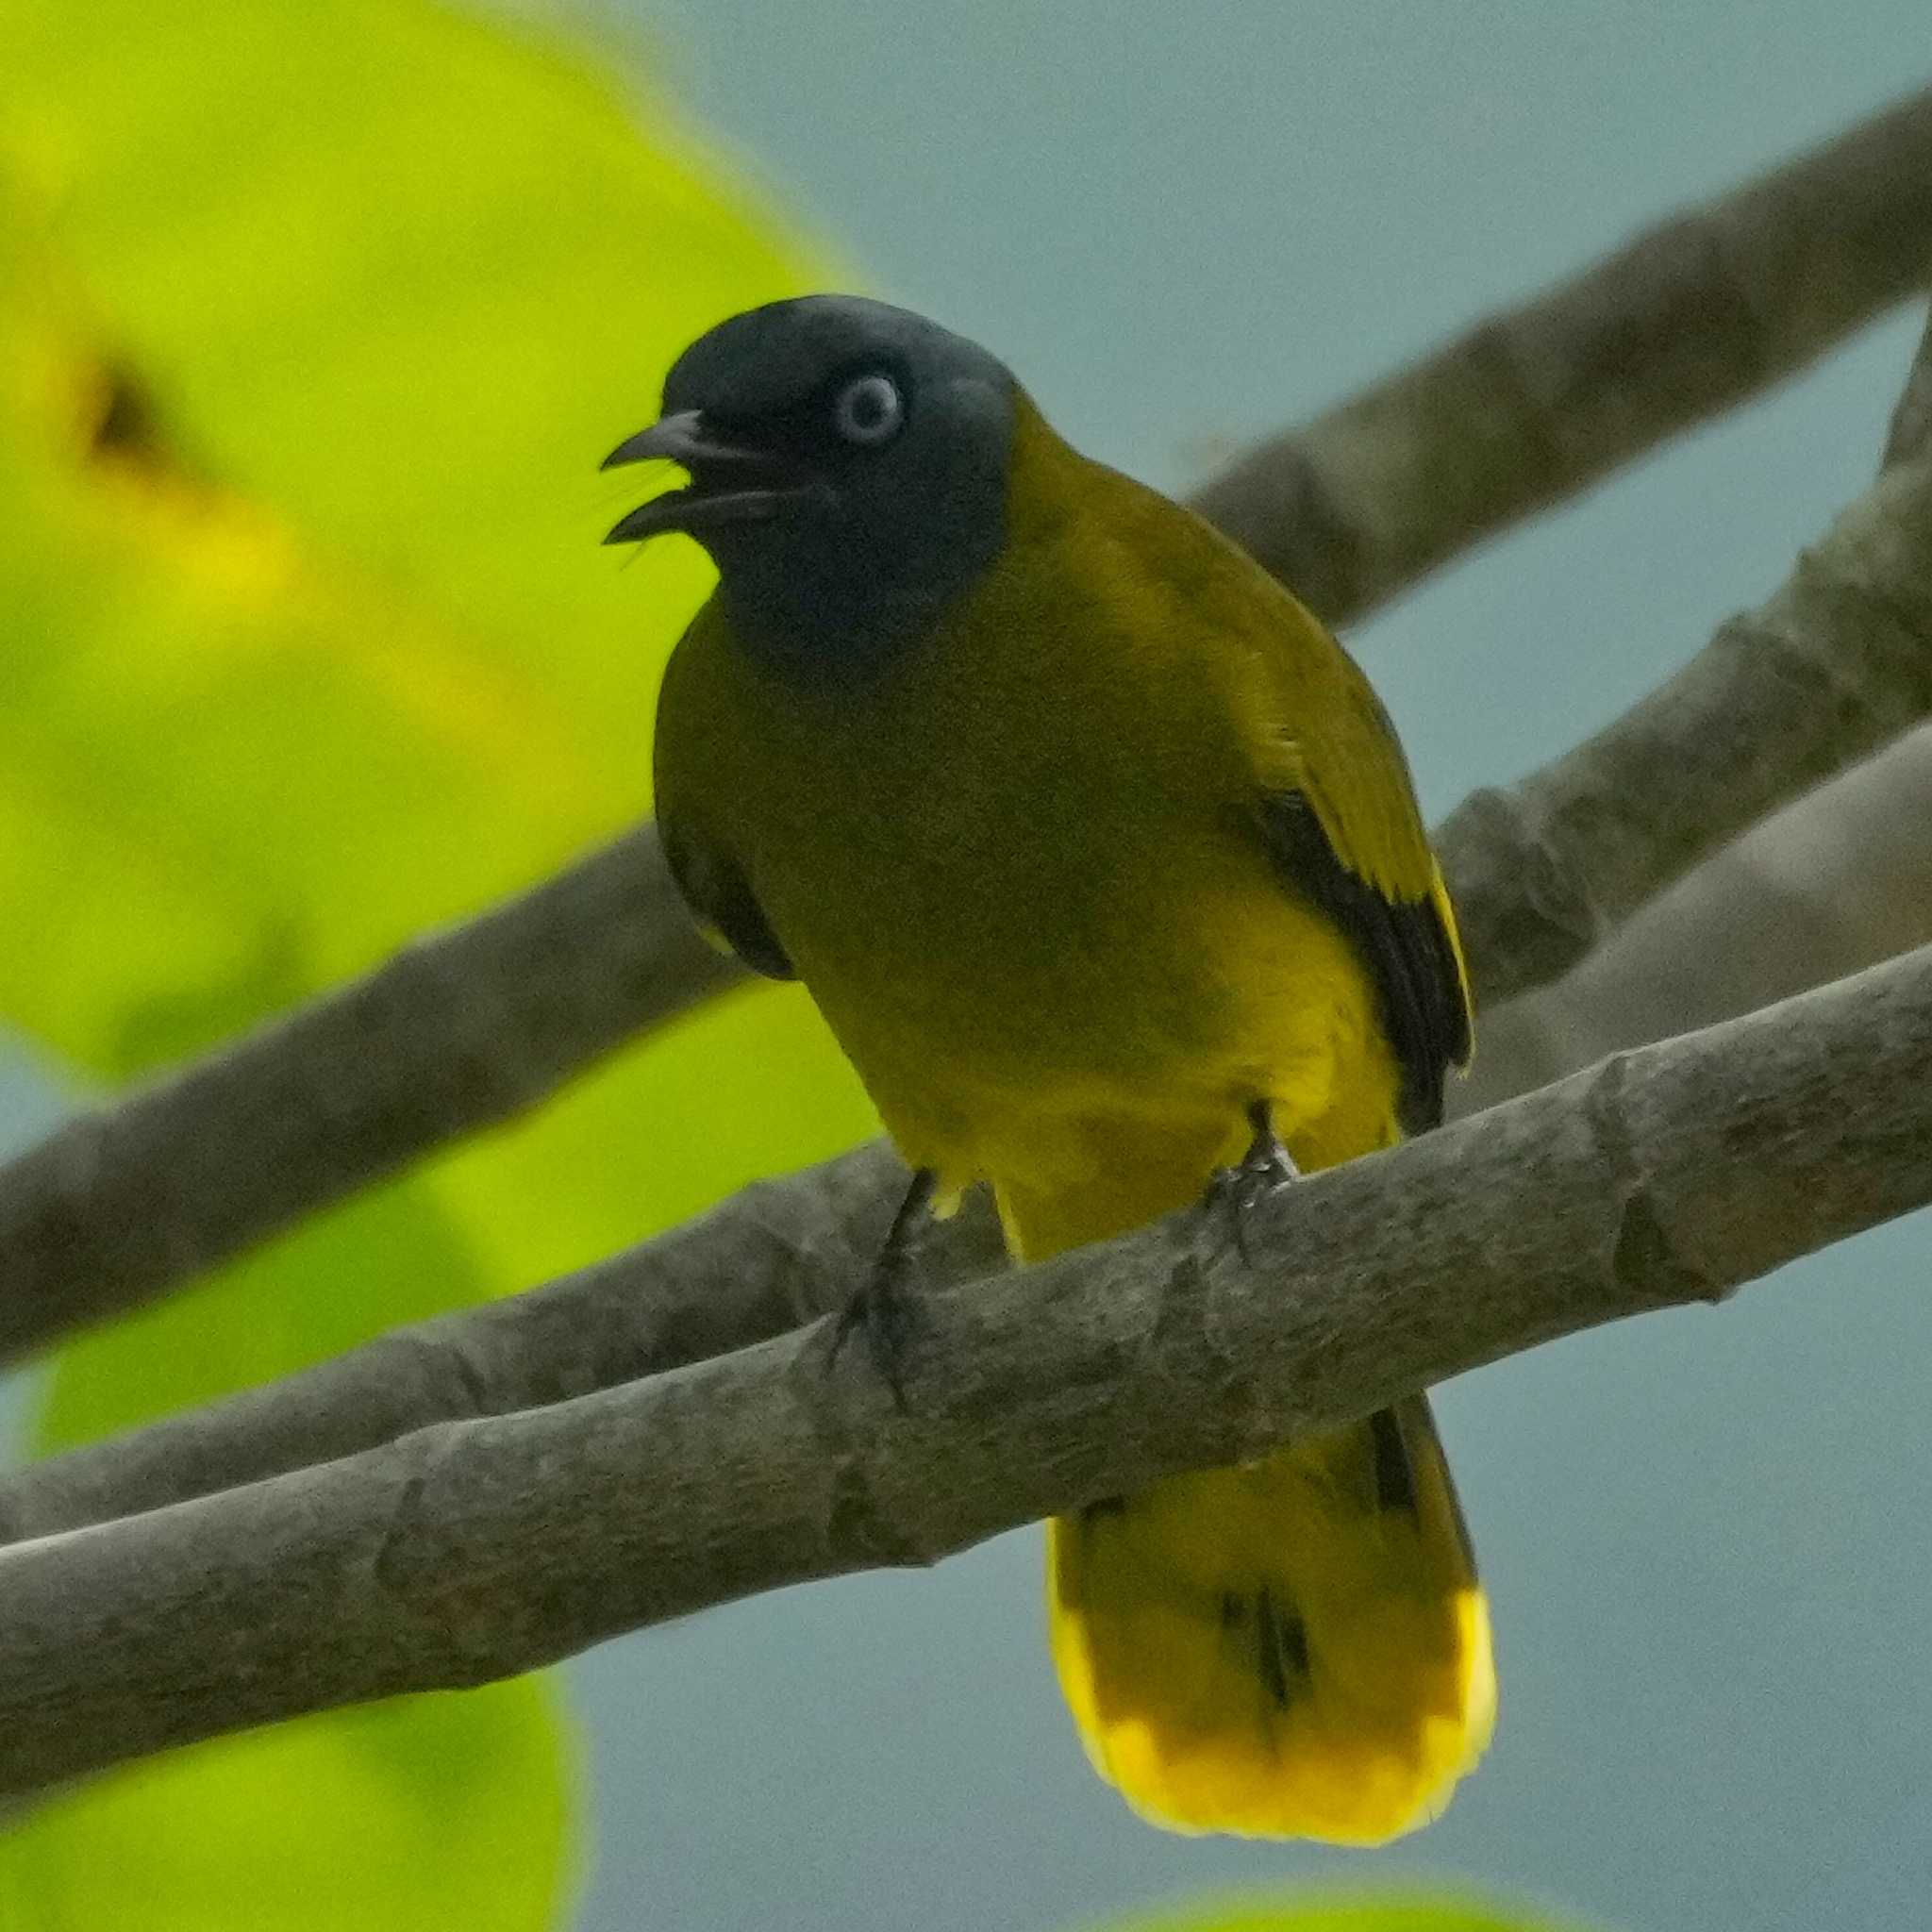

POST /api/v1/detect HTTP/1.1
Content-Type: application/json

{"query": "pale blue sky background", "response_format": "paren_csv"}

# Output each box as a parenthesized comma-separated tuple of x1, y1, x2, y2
(8, 4, 1932, 1930)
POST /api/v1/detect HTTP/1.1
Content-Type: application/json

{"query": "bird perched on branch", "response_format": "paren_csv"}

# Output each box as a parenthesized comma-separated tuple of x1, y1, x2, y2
(606, 295, 1493, 1842)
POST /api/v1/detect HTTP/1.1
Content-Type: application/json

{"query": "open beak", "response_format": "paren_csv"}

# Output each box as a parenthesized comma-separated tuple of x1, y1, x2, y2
(600, 410, 815, 544)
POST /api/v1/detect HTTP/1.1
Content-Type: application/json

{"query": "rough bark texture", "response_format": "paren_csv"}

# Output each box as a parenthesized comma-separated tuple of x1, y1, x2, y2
(4, 940, 1932, 1798)
(0, 1141, 951, 1543)
(3, 98, 1928, 1365)
(1457, 294, 1932, 1095)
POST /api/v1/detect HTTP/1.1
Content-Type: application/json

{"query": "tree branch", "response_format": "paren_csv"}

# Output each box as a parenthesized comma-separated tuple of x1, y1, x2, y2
(0, 829, 738, 1360)
(1191, 83, 1932, 619)
(0, 1139, 958, 1543)
(19, 317, 1932, 1551)
(1457, 720, 1932, 1115)
(5, 94, 1931, 1362)
(1441, 445, 1932, 1001)
(24, 714, 1932, 1553)
(4, 938, 1932, 1798)
(1442, 285, 1932, 1000)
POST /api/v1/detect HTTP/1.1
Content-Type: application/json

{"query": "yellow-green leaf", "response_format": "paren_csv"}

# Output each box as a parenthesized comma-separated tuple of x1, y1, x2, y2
(0, 1685, 571, 1932)
(0, 0, 869, 1925)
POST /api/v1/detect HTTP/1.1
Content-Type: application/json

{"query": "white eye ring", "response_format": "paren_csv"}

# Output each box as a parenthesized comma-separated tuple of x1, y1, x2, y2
(832, 372, 905, 446)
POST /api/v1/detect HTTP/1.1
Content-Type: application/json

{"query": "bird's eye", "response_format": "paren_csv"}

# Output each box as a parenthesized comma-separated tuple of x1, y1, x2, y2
(832, 372, 905, 447)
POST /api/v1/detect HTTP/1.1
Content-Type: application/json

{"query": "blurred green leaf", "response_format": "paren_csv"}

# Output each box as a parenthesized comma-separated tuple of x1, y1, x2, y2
(0, 1685, 571, 1932)
(0, 0, 869, 1924)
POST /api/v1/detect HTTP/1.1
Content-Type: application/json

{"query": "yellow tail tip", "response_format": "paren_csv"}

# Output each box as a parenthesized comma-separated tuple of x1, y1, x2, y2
(1047, 1412, 1496, 1843)
(1061, 1585, 1495, 1843)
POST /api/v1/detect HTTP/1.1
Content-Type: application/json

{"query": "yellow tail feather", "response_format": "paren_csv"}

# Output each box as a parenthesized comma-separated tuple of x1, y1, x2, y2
(991, 1103, 1491, 1840)
(1048, 1396, 1494, 1842)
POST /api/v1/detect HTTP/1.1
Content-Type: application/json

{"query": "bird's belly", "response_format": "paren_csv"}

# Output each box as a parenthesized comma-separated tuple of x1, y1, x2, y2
(774, 848, 1402, 1225)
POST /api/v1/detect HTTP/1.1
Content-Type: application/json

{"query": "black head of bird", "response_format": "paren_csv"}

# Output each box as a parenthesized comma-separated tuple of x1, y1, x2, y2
(604, 295, 1018, 675)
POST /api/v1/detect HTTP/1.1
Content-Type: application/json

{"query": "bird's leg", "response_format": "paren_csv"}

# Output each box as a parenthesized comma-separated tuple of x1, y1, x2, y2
(1205, 1099, 1300, 1262)
(830, 1166, 937, 1407)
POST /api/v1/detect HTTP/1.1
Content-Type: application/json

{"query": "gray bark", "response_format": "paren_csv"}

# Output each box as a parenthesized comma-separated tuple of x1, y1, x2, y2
(5, 90, 1932, 1808)
(0, 1141, 944, 1543)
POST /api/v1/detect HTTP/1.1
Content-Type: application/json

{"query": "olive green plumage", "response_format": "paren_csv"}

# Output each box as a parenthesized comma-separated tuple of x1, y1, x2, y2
(611, 295, 1491, 1840)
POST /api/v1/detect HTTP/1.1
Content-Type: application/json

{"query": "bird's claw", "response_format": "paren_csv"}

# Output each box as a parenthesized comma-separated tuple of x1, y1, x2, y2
(830, 1257, 920, 1410)
(827, 1167, 936, 1410)
(1203, 1103, 1299, 1264)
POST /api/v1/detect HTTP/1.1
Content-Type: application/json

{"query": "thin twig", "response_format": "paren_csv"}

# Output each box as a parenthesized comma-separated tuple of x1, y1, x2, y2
(1461, 321, 1932, 1101)
(0, 1140, 948, 1543)
(4, 938, 1931, 1798)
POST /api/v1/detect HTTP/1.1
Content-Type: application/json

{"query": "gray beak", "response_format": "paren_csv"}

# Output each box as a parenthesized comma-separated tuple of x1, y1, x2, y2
(601, 410, 816, 544)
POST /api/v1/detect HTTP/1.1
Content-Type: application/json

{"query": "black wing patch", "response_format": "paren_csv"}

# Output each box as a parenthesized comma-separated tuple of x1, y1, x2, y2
(1256, 792, 1468, 1135)
(660, 821, 795, 981)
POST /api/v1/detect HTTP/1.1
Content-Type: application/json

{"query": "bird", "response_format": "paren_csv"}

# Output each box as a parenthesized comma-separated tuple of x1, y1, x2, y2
(605, 294, 1494, 1843)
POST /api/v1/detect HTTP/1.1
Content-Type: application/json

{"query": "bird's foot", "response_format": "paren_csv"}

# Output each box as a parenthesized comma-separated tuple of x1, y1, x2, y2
(830, 1258, 921, 1410)
(828, 1168, 936, 1409)
(1203, 1101, 1300, 1263)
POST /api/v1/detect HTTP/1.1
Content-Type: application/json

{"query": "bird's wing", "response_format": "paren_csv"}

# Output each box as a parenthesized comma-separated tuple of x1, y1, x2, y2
(1239, 586, 1471, 1133)
(658, 816, 795, 981)
(653, 608, 796, 982)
